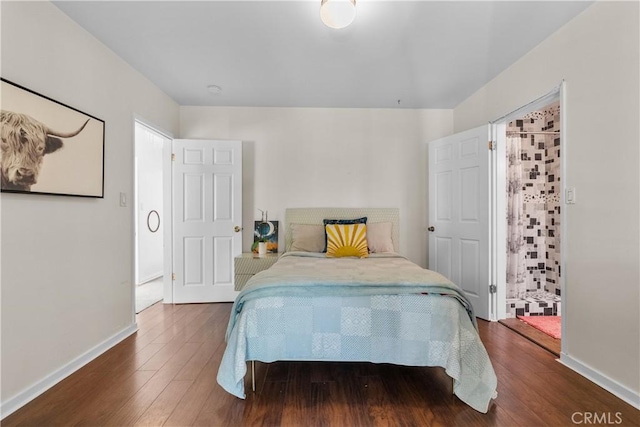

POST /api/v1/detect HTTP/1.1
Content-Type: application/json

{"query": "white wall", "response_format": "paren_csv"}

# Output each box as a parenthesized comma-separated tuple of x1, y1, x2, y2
(0, 1, 179, 411)
(180, 107, 453, 266)
(454, 2, 639, 402)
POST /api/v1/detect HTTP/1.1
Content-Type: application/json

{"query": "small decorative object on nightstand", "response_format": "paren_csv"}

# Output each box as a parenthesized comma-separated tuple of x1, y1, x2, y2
(258, 241, 267, 255)
(252, 209, 279, 254)
(234, 253, 278, 291)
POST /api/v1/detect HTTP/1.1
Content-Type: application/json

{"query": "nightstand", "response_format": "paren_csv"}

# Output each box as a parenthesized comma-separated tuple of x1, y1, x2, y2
(234, 253, 279, 291)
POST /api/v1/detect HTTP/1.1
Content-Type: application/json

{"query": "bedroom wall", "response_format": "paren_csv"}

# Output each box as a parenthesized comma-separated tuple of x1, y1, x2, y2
(179, 107, 453, 266)
(454, 1, 639, 404)
(0, 1, 179, 412)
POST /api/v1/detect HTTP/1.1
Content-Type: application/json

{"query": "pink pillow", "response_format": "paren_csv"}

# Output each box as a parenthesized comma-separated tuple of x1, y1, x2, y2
(367, 222, 394, 253)
(290, 224, 325, 252)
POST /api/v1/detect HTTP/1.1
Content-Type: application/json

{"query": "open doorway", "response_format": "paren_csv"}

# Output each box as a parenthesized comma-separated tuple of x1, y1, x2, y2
(492, 85, 565, 356)
(134, 121, 170, 313)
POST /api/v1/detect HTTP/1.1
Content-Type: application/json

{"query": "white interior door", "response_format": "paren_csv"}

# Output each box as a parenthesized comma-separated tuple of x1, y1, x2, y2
(172, 139, 242, 303)
(428, 125, 491, 320)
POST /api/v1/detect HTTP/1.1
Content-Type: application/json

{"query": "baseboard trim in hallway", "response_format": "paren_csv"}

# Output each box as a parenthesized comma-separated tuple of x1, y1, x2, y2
(0, 323, 138, 419)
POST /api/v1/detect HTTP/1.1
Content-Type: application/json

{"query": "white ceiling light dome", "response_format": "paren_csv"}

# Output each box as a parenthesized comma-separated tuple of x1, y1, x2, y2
(320, 0, 356, 30)
(207, 85, 222, 95)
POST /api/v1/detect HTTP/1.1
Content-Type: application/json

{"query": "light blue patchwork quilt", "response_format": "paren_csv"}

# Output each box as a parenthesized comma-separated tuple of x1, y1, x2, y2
(217, 253, 498, 413)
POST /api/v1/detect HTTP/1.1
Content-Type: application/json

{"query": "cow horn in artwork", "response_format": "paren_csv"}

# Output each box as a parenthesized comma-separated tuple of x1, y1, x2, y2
(46, 119, 90, 138)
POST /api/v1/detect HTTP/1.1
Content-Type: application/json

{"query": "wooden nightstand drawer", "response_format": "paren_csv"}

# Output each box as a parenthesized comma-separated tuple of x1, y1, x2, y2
(234, 253, 279, 291)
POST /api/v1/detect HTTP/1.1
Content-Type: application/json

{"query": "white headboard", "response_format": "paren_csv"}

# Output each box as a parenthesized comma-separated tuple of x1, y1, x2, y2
(284, 207, 400, 253)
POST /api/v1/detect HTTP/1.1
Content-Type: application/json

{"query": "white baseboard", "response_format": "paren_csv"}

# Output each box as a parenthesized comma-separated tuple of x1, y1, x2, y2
(559, 353, 640, 410)
(137, 272, 163, 286)
(1, 323, 138, 420)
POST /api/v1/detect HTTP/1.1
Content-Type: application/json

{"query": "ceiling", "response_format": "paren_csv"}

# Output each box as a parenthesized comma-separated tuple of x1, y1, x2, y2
(53, 1, 592, 109)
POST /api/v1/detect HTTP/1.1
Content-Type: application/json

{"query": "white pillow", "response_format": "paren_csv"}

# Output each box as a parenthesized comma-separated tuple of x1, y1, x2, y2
(366, 222, 394, 253)
(290, 223, 325, 252)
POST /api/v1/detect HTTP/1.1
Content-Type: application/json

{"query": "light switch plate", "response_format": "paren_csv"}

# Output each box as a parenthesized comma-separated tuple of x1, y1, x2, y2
(120, 192, 127, 207)
(566, 187, 576, 204)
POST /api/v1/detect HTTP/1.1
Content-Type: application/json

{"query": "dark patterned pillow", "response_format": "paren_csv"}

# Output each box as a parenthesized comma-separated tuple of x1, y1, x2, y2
(322, 217, 367, 252)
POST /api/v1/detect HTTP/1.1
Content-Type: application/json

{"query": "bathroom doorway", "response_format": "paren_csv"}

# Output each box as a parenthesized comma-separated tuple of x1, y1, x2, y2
(492, 85, 566, 355)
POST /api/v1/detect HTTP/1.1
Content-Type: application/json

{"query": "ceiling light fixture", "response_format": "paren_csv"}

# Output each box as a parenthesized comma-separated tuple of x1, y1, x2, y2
(320, 0, 356, 30)
(207, 85, 222, 95)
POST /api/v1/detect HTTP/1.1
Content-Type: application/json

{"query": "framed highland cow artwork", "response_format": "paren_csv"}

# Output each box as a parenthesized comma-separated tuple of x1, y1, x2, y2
(0, 78, 105, 198)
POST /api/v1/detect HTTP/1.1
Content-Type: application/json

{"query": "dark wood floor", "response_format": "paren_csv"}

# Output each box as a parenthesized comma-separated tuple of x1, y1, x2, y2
(3, 302, 639, 426)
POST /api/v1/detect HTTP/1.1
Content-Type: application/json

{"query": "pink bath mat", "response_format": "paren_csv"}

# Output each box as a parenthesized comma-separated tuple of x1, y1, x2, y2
(517, 315, 561, 339)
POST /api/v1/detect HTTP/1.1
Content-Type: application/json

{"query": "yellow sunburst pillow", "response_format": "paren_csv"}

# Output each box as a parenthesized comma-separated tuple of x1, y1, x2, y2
(325, 223, 369, 258)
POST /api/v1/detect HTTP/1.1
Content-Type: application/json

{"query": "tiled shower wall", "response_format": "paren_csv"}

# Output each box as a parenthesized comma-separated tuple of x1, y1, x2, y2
(507, 102, 561, 297)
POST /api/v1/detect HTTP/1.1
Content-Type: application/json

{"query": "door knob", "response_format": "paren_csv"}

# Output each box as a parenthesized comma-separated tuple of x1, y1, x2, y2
(234, 226, 242, 232)
(427, 226, 435, 232)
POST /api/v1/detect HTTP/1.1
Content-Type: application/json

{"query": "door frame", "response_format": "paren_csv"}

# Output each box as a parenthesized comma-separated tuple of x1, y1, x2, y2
(490, 82, 567, 354)
(161, 128, 174, 303)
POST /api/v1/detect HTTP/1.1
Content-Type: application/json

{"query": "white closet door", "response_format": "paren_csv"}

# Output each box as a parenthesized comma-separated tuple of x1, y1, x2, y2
(428, 125, 491, 320)
(172, 139, 242, 303)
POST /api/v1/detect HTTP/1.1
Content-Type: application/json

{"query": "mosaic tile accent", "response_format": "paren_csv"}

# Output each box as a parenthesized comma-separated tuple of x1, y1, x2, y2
(508, 102, 561, 297)
(521, 104, 560, 121)
(506, 291, 561, 318)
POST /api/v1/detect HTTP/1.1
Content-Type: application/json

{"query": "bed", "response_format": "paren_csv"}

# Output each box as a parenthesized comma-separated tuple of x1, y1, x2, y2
(217, 208, 497, 413)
